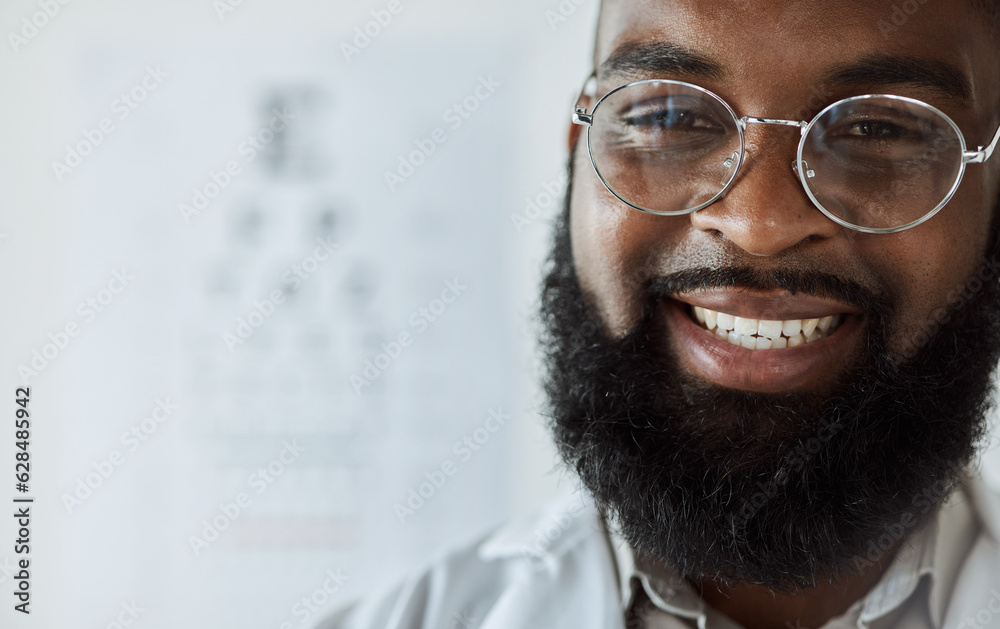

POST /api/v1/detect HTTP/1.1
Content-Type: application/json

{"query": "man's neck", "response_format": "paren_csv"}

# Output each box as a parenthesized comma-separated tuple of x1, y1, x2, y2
(685, 544, 900, 629)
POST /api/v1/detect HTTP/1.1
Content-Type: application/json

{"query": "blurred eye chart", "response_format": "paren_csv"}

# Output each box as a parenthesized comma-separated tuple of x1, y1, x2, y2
(1, 15, 565, 627)
(101, 46, 511, 628)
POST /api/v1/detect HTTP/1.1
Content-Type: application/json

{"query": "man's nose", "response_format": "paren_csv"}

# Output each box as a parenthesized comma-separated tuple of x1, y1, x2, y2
(689, 129, 841, 256)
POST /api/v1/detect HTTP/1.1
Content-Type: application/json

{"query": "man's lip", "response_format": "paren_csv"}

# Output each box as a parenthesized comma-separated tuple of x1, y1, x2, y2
(665, 299, 863, 393)
(671, 289, 863, 321)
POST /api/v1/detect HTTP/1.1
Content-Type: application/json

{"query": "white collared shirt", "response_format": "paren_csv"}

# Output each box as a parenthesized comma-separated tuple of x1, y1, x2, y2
(320, 475, 1000, 629)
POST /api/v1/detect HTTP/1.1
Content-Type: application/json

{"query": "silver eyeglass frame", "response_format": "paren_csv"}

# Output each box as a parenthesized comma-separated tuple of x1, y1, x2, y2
(572, 75, 1000, 234)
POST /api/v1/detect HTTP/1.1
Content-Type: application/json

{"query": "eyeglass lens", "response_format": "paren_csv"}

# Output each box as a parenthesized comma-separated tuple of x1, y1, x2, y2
(588, 81, 965, 230)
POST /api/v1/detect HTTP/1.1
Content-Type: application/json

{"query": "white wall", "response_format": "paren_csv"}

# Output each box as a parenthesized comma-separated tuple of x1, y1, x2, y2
(0, 1, 598, 627)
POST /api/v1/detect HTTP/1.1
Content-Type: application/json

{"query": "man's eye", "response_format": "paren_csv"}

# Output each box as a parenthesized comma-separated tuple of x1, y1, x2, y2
(831, 115, 939, 147)
(623, 108, 724, 133)
(844, 120, 908, 140)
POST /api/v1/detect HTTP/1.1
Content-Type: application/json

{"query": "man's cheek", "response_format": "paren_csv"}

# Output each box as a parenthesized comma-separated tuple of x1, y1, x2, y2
(570, 182, 644, 331)
(886, 267, 983, 361)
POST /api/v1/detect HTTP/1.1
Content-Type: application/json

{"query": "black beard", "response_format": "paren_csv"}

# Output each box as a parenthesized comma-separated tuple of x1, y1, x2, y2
(541, 162, 1000, 592)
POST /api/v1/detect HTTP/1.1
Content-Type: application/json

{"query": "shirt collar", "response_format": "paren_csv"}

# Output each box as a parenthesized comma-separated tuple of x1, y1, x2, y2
(607, 479, 979, 629)
(859, 479, 977, 629)
(479, 487, 599, 565)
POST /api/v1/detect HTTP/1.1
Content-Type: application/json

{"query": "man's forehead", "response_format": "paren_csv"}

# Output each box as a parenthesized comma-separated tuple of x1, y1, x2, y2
(593, 0, 985, 108)
(595, 0, 974, 58)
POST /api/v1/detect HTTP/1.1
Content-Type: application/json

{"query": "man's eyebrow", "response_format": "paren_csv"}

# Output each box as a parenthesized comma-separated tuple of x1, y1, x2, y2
(599, 42, 726, 81)
(820, 55, 972, 103)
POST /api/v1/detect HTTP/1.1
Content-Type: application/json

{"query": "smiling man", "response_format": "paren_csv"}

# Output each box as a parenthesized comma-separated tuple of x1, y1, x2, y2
(324, 1, 1000, 628)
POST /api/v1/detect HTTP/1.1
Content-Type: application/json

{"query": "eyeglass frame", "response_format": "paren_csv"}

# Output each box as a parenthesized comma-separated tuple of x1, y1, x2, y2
(571, 73, 1000, 234)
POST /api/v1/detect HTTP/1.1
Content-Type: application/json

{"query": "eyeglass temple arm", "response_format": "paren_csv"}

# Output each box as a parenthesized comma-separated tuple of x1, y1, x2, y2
(965, 121, 1000, 164)
(572, 72, 597, 126)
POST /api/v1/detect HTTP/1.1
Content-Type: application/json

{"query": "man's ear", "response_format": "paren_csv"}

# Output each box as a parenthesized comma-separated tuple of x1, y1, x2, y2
(567, 121, 585, 155)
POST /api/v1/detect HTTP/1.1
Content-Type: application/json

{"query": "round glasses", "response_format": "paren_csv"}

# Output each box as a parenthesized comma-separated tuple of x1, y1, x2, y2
(572, 79, 1000, 234)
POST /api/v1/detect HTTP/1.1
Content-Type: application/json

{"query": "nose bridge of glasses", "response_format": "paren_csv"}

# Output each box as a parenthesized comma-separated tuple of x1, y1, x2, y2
(739, 116, 809, 132)
(738, 116, 813, 178)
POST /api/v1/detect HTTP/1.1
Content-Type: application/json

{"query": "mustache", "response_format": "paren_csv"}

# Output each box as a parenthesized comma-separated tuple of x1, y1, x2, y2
(644, 266, 891, 319)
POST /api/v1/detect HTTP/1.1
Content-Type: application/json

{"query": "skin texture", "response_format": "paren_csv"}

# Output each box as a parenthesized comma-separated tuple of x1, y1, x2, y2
(563, 1, 1000, 627)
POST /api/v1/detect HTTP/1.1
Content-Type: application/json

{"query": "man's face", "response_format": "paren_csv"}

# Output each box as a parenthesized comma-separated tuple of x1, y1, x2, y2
(546, 0, 1000, 590)
(571, 0, 999, 380)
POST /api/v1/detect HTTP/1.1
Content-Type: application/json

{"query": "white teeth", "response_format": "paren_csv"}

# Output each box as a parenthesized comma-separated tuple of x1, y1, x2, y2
(688, 305, 842, 350)
(802, 318, 820, 336)
(734, 316, 757, 336)
(704, 309, 718, 330)
(818, 315, 834, 333)
(758, 320, 783, 339)
(717, 312, 736, 332)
